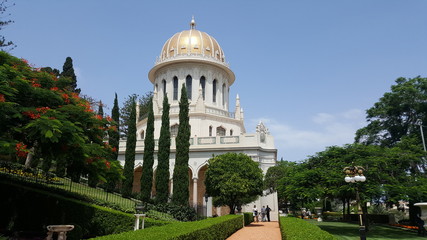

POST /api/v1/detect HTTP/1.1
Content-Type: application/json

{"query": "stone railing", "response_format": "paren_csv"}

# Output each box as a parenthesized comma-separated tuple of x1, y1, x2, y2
(155, 53, 230, 68)
(205, 107, 235, 118)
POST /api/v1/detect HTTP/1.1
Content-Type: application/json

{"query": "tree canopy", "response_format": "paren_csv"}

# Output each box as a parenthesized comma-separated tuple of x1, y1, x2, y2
(205, 152, 263, 214)
(0, 0, 15, 51)
(0, 51, 121, 185)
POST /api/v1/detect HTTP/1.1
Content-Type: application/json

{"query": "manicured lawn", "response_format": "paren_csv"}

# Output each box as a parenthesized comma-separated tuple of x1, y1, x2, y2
(309, 220, 425, 240)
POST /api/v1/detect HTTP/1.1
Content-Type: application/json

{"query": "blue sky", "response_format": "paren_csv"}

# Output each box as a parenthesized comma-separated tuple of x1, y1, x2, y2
(3, 0, 427, 161)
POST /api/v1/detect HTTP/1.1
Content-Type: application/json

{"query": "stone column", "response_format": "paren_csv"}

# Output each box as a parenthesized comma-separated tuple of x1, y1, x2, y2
(207, 197, 213, 217)
(193, 178, 198, 207)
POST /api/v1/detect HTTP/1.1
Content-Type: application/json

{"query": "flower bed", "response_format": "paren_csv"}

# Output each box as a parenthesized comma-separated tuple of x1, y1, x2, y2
(390, 223, 418, 230)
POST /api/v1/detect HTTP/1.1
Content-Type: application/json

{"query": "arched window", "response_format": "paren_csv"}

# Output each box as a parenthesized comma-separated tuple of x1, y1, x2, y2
(200, 76, 206, 100)
(140, 131, 145, 140)
(162, 79, 166, 96)
(186, 75, 192, 100)
(230, 129, 233, 136)
(209, 126, 213, 137)
(173, 76, 178, 100)
(170, 124, 179, 137)
(213, 79, 217, 103)
(216, 126, 226, 136)
(222, 83, 226, 106)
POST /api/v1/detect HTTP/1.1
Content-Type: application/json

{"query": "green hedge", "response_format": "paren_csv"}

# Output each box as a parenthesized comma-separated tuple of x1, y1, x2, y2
(243, 212, 253, 226)
(0, 181, 169, 239)
(91, 214, 243, 240)
(279, 217, 336, 240)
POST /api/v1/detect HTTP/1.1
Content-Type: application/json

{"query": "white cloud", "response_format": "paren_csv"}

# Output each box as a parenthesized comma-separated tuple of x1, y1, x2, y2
(249, 109, 367, 161)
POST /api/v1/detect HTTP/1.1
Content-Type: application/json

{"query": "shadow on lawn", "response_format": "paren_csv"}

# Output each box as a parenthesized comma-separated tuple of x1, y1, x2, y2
(317, 222, 421, 240)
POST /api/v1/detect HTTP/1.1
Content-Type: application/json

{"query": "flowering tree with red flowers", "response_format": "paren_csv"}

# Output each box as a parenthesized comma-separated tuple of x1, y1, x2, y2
(0, 51, 122, 185)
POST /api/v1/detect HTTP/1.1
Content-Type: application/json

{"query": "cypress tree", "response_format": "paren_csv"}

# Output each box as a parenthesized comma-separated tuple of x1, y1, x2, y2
(156, 94, 171, 203)
(121, 98, 137, 197)
(98, 101, 104, 117)
(140, 100, 155, 202)
(109, 93, 120, 160)
(172, 84, 190, 205)
(61, 57, 80, 93)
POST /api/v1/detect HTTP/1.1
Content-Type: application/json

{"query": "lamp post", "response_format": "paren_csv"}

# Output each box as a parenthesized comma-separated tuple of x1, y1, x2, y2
(416, 119, 427, 152)
(344, 165, 367, 240)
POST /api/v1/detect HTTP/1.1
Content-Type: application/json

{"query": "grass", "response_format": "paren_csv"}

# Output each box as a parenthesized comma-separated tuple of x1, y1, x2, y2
(309, 220, 426, 240)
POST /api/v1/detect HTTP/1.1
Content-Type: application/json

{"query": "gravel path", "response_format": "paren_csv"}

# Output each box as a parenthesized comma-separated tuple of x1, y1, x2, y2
(227, 222, 281, 240)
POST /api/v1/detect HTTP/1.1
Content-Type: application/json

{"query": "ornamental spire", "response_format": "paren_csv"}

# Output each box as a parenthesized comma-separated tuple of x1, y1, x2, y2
(190, 16, 196, 29)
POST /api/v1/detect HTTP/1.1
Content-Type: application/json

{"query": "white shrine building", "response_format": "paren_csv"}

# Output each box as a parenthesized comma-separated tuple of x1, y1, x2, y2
(118, 18, 279, 220)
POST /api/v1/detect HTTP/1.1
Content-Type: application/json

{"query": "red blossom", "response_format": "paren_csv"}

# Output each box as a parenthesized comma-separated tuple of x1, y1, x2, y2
(15, 142, 28, 158)
(30, 78, 41, 88)
(36, 107, 50, 114)
(112, 147, 117, 153)
(50, 87, 59, 91)
(95, 115, 103, 120)
(0, 94, 5, 102)
(22, 111, 41, 119)
(21, 59, 28, 64)
(105, 160, 111, 169)
(106, 116, 113, 122)
(61, 93, 70, 103)
(71, 92, 80, 99)
(109, 125, 117, 131)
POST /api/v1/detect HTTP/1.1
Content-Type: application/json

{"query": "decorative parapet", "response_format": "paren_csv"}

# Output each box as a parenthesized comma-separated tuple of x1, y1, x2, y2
(205, 107, 235, 118)
(220, 136, 239, 144)
(197, 137, 216, 145)
(155, 53, 230, 68)
(119, 132, 275, 153)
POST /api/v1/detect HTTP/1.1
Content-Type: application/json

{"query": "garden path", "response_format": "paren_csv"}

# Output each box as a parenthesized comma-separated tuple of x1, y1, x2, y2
(227, 221, 281, 240)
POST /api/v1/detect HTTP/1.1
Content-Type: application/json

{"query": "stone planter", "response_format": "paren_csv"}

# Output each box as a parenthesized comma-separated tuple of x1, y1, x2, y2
(414, 202, 427, 226)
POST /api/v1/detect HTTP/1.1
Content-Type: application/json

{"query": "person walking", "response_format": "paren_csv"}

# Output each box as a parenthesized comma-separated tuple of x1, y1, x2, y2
(253, 205, 259, 222)
(261, 206, 266, 222)
(266, 205, 271, 222)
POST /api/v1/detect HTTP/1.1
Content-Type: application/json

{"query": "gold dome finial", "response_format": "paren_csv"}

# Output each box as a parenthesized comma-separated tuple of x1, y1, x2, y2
(190, 16, 196, 29)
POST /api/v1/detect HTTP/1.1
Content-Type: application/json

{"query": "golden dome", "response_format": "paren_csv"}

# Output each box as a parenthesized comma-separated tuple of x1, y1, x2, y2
(149, 18, 235, 85)
(157, 18, 226, 65)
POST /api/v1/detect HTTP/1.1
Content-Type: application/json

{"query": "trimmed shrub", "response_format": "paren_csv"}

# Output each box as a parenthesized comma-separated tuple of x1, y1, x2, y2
(279, 217, 336, 240)
(90, 214, 243, 240)
(0, 181, 169, 239)
(243, 212, 254, 226)
(144, 202, 198, 221)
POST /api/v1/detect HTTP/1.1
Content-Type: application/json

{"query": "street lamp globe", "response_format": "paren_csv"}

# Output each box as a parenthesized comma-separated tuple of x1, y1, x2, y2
(345, 176, 352, 183)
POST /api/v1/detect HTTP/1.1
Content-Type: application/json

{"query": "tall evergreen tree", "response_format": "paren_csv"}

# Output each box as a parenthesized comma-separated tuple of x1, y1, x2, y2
(61, 57, 80, 93)
(97, 101, 104, 117)
(172, 84, 191, 205)
(140, 100, 155, 202)
(121, 98, 137, 197)
(109, 93, 120, 160)
(156, 94, 171, 203)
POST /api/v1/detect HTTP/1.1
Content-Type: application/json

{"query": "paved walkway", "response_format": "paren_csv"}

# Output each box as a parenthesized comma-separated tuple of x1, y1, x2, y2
(227, 221, 281, 240)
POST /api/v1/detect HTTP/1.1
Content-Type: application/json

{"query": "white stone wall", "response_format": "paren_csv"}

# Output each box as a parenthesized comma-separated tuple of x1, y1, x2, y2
(153, 63, 231, 112)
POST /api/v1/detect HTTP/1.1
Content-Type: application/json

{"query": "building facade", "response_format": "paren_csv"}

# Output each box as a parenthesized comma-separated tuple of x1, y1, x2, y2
(118, 18, 279, 220)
